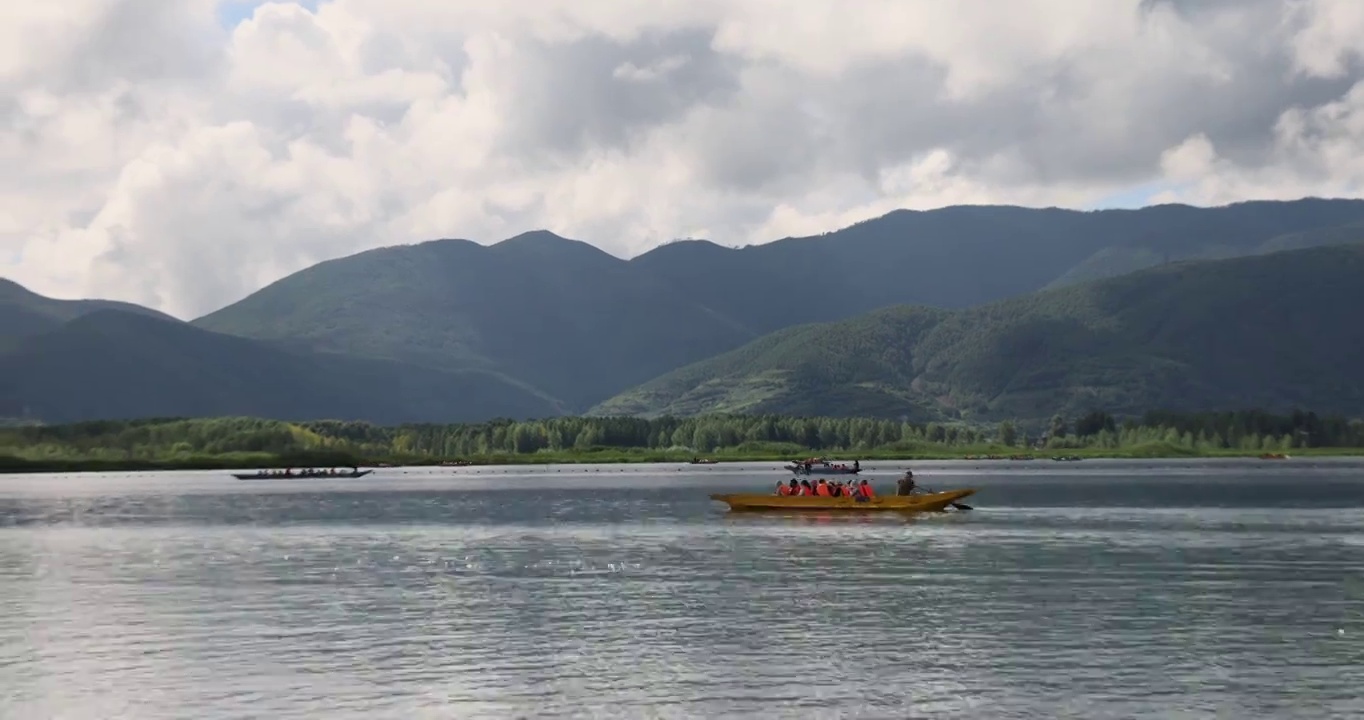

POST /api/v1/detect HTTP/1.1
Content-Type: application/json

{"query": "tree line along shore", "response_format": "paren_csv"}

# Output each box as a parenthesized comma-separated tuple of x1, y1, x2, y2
(2, 409, 1361, 474)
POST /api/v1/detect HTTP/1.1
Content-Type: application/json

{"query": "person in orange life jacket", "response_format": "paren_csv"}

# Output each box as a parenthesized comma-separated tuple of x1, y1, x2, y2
(816, 479, 833, 496)
(798, 479, 813, 495)
(775, 481, 789, 496)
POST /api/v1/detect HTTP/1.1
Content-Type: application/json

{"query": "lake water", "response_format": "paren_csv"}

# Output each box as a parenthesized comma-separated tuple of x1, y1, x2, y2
(1, 459, 1362, 719)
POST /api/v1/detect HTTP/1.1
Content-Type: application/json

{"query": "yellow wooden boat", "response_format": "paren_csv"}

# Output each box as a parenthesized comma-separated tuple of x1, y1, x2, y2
(709, 488, 976, 513)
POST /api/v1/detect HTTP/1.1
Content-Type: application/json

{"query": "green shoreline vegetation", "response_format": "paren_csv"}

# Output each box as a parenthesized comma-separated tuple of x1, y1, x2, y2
(2, 410, 1362, 474)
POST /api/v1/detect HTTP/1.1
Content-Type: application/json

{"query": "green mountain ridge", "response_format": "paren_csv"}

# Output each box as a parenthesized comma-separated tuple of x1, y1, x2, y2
(0, 309, 561, 425)
(192, 198, 1364, 414)
(1042, 220, 1364, 289)
(628, 199, 1364, 331)
(194, 232, 756, 410)
(6, 198, 1364, 426)
(0, 278, 177, 349)
(591, 242, 1364, 421)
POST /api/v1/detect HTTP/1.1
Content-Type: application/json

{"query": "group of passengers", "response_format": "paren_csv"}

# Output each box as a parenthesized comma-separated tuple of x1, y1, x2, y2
(775, 477, 876, 499)
(773, 470, 919, 499)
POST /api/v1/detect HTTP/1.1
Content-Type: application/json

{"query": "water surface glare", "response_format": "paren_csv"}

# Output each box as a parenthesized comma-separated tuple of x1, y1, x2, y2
(2, 459, 1362, 718)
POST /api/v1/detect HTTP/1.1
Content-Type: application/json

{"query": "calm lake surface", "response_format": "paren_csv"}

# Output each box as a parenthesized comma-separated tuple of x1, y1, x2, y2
(2, 459, 1362, 719)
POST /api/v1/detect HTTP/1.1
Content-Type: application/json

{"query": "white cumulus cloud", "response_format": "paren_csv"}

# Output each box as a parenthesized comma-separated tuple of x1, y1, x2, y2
(4, 0, 1364, 318)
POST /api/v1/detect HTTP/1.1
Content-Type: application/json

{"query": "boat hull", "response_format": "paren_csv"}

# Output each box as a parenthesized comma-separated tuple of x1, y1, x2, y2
(710, 488, 975, 512)
(232, 469, 374, 480)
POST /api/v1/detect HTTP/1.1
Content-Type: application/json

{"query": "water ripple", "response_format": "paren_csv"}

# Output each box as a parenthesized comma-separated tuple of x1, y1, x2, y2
(2, 463, 1363, 718)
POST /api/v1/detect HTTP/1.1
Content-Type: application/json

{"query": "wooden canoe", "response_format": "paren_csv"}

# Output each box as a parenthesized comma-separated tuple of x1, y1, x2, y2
(232, 469, 374, 480)
(710, 488, 976, 512)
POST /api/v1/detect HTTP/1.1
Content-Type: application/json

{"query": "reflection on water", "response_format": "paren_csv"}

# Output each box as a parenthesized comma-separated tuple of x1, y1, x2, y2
(1, 460, 1363, 719)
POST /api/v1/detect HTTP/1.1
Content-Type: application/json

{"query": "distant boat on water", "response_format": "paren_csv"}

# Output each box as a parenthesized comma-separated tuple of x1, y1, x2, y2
(231, 467, 373, 480)
(784, 457, 862, 475)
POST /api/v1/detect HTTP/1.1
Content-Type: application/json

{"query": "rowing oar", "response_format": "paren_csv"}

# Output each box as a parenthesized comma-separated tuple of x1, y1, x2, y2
(943, 493, 974, 511)
(904, 480, 973, 511)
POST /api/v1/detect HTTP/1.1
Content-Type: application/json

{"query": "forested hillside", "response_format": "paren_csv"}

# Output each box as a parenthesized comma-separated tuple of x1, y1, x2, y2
(8, 199, 1364, 425)
(0, 278, 176, 350)
(594, 242, 1364, 422)
(193, 199, 1364, 412)
(0, 309, 561, 425)
(194, 232, 754, 410)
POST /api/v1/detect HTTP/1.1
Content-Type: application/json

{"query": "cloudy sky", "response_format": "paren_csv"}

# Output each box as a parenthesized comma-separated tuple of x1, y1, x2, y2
(4, 0, 1364, 318)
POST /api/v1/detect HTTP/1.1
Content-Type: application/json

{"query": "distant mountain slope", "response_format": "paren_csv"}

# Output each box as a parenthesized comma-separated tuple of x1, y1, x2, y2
(0, 310, 562, 425)
(0, 278, 176, 344)
(628, 198, 1364, 333)
(191, 199, 1364, 413)
(1042, 220, 1364, 289)
(592, 242, 1364, 421)
(194, 232, 756, 410)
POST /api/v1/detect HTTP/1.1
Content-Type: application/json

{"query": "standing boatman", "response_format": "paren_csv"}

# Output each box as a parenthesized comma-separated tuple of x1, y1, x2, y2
(896, 470, 916, 496)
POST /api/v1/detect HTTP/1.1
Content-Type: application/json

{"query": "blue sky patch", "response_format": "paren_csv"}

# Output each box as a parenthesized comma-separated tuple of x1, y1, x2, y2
(1088, 180, 1178, 209)
(216, 0, 319, 28)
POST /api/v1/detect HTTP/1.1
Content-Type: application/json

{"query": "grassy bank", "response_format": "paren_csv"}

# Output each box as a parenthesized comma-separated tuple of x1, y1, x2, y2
(4, 443, 1361, 474)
